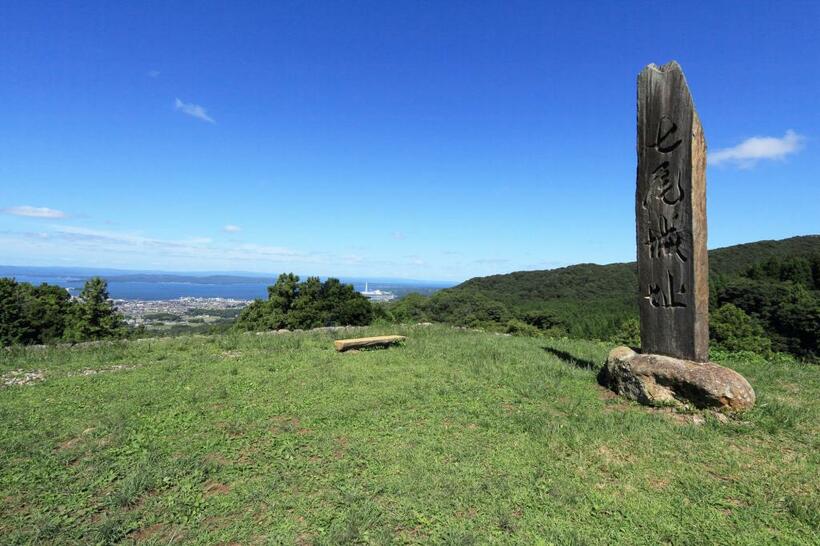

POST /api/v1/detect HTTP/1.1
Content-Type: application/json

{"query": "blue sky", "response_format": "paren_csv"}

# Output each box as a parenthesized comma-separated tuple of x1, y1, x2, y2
(1, 1, 817, 281)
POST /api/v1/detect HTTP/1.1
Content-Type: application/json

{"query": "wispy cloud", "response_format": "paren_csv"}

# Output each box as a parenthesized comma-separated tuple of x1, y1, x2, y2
(708, 130, 804, 168)
(174, 98, 215, 124)
(37, 226, 309, 263)
(474, 258, 510, 265)
(223, 224, 241, 233)
(147, 70, 160, 78)
(391, 231, 406, 240)
(2, 206, 67, 219)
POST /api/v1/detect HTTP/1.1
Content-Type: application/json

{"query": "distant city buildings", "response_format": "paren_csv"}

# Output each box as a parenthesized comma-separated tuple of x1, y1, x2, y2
(359, 282, 396, 302)
(116, 297, 248, 327)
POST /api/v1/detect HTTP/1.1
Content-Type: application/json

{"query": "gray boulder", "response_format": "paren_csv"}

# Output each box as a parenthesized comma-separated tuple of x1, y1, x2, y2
(600, 346, 755, 412)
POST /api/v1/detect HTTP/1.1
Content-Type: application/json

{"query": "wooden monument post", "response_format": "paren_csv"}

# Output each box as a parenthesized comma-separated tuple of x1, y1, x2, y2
(636, 61, 709, 362)
(601, 61, 755, 412)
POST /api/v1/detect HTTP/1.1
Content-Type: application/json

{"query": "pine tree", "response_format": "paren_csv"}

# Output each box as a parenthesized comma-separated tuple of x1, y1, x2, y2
(64, 277, 125, 342)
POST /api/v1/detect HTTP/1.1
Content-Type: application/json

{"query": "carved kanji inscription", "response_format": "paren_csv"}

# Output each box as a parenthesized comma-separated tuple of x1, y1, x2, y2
(636, 61, 709, 361)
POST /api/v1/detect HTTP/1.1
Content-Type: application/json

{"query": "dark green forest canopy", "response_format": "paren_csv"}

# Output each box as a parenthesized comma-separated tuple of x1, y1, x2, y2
(388, 236, 820, 360)
(455, 235, 820, 305)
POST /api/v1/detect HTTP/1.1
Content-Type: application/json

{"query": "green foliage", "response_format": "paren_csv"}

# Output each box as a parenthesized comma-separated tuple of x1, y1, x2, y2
(710, 304, 772, 355)
(427, 290, 511, 328)
(1, 277, 126, 346)
(386, 292, 431, 323)
(234, 273, 374, 331)
(610, 317, 641, 348)
(63, 277, 126, 342)
(714, 277, 819, 360)
(386, 236, 819, 361)
(519, 309, 561, 330)
(1, 279, 75, 345)
(505, 319, 541, 337)
(746, 254, 818, 288)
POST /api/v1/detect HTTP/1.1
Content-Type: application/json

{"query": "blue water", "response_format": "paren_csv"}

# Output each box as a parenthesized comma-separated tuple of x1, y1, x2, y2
(7, 275, 450, 301)
(9, 276, 267, 300)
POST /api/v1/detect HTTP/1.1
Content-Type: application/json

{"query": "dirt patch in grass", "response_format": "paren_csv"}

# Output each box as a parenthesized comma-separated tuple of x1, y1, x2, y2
(204, 481, 231, 497)
(271, 416, 310, 435)
(236, 445, 259, 466)
(217, 421, 245, 438)
(648, 477, 671, 491)
(334, 436, 349, 459)
(130, 522, 168, 541)
(57, 437, 82, 450)
(295, 533, 315, 546)
(204, 515, 233, 531)
(454, 507, 478, 519)
(501, 402, 517, 415)
(394, 524, 428, 541)
(596, 444, 635, 465)
(205, 452, 230, 466)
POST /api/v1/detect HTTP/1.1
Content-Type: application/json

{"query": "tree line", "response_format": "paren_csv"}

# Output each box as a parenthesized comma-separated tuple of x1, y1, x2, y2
(0, 277, 125, 345)
(381, 252, 819, 361)
(2, 241, 817, 362)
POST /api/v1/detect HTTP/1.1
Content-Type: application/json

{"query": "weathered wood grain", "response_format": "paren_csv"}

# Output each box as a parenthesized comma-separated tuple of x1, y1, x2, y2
(334, 335, 406, 352)
(636, 61, 709, 361)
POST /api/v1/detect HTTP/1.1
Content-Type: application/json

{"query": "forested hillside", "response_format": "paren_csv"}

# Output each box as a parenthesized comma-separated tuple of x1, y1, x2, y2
(387, 236, 820, 360)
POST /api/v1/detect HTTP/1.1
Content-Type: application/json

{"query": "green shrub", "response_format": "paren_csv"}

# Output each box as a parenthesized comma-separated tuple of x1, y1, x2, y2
(234, 274, 374, 332)
(710, 303, 772, 356)
(609, 317, 640, 348)
(505, 319, 541, 337)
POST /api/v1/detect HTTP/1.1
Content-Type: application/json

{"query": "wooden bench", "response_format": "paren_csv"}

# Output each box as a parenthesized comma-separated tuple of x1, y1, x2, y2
(334, 335, 406, 352)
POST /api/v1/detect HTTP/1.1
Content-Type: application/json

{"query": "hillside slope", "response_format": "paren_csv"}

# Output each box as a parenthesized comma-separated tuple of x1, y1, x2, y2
(453, 235, 819, 307)
(438, 235, 819, 339)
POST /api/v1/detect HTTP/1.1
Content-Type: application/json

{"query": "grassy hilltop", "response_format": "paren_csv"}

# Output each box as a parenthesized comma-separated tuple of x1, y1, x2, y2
(1, 325, 817, 544)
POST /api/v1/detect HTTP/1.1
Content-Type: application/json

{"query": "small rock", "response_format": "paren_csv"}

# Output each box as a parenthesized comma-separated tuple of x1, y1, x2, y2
(713, 412, 730, 424)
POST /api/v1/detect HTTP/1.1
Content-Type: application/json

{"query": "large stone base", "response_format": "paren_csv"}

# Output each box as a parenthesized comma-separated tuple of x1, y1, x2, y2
(600, 346, 755, 412)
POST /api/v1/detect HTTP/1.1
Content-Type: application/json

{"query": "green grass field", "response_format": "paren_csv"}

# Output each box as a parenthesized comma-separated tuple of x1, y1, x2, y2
(1, 325, 817, 545)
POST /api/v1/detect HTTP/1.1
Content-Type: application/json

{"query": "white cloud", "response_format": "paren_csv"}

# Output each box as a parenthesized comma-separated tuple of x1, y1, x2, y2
(708, 130, 804, 168)
(2, 206, 67, 219)
(474, 258, 510, 265)
(223, 224, 241, 233)
(148, 70, 160, 78)
(35, 226, 309, 263)
(174, 98, 215, 124)
(391, 231, 406, 240)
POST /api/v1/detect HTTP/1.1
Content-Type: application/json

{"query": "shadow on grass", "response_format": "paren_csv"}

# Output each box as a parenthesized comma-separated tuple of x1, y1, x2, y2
(542, 346, 600, 372)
